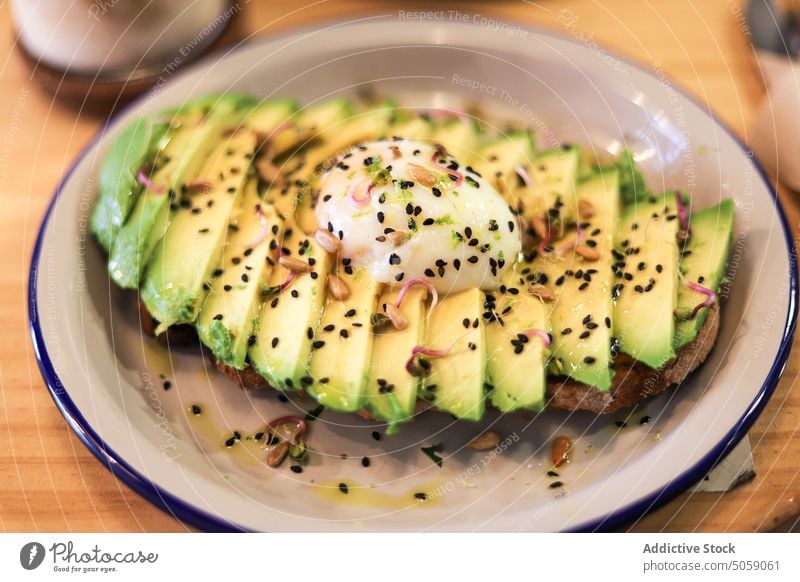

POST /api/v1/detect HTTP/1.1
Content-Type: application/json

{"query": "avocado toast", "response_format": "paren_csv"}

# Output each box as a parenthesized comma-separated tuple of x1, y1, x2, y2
(94, 96, 735, 431)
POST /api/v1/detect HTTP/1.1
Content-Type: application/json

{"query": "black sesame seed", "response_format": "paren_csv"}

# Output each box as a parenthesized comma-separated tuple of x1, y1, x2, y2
(290, 465, 303, 474)
(361, 456, 371, 467)
(372, 431, 381, 441)
(414, 492, 428, 501)
(339, 483, 349, 494)
(191, 405, 202, 415)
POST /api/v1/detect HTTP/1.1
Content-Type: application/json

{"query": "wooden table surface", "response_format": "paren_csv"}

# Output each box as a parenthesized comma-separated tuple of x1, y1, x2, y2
(1, 0, 798, 533)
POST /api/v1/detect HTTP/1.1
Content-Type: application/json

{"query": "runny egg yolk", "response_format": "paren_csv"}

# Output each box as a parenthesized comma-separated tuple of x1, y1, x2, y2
(315, 139, 521, 295)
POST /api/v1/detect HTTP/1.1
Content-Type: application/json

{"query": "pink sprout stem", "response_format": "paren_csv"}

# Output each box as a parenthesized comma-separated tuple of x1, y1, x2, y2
(347, 181, 374, 207)
(136, 168, 164, 193)
(279, 270, 297, 291)
(514, 164, 532, 190)
(239, 205, 269, 248)
(267, 415, 307, 445)
(520, 329, 552, 349)
(557, 223, 585, 256)
(395, 278, 439, 312)
(685, 280, 717, 319)
(405, 344, 452, 376)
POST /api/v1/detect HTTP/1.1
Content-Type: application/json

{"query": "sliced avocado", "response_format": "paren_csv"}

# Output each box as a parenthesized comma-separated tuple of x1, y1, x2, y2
(245, 99, 298, 133)
(243, 98, 300, 154)
(269, 99, 380, 229)
(429, 117, 481, 161)
(298, 97, 355, 139)
(196, 182, 284, 368)
(424, 288, 486, 421)
(472, 130, 535, 211)
(307, 265, 383, 411)
(310, 100, 395, 166)
(519, 146, 580, 226)
(614, 192, 680, 368)
(615, 149, 651, 205)
(541, 170, 620, 390)
(248, 224, 333, 390)
(140, 129, 257, 333)
(674, 198, 735, 348)
(365, 286, 428, 428)
(108, 95, 258, 288)
(388, 114, 434, 141)
(485, 264, 550, 412)
(91, 118, 171, 251)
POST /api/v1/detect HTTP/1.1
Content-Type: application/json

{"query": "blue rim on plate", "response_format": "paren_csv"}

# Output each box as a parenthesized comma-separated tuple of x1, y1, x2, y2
(28, 20, 799, 533)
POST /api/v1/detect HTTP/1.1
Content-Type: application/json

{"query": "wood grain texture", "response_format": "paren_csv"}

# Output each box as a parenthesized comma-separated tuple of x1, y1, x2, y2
(0, 0, 797, 532)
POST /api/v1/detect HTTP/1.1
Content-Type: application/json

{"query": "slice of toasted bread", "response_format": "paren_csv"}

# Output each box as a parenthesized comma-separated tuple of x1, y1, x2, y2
(137, 295, 197, 346)
(214, 357, 271, 390)
(546, 303, 720, 414)
(139, 295, 721, 415)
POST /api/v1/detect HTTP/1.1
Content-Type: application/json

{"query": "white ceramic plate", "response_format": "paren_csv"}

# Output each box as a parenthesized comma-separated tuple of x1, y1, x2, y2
(30, 18, 797, 532)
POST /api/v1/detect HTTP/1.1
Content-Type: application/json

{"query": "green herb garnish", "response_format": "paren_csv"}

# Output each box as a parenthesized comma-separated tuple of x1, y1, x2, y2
(421, 442, 445, 468)
(304, 404, 325, 421)
(615, 149, 650, 204)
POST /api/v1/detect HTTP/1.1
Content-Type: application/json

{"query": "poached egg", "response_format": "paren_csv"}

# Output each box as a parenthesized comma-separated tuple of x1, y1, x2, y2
(315, 139, 521, 295)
